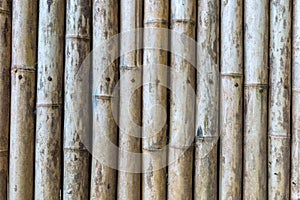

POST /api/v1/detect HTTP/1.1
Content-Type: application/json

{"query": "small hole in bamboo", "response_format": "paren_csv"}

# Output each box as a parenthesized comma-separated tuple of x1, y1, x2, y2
(48, 76, 52, 81)
(18, 75, 22, 80)
(234, 83, 239, 87)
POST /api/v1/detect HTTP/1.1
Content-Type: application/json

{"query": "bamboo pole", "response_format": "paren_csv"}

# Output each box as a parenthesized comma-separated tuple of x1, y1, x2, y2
(269, 0, 292, 199)
(35, 0, 65, 199)
(0, 0, 11, 199)
(117, 0, 142, 199)
(243, 0, 268, 199)
(9, 0, 37, 199)
(168, 0, 195, 199)
(292, 1, 300, 198)
(219, 0, 243, 199)
(194, 0, 219, 199)
(90, 0, 118, 199)
(63, 0, 91, 199)
(142, 0, 169, 199)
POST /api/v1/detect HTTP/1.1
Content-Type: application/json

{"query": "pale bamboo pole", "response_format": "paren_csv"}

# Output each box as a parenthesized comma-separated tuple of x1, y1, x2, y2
(35, 1, 65, 199)
(9, 0, 37, 199)
(63, 0, 91, 199)
(90, 0, 118, 199)
(117, 0, 142, 199)
(269, 0, 292, 199)
(142, 0, 169, 199)
(219, 0, 243, 199)
(194, 0, 219, 199)
(167, 0, 195, 199)
(0, 0, 11, 199)
(292, 1, 300, 198)
(243, 0, 268, 199)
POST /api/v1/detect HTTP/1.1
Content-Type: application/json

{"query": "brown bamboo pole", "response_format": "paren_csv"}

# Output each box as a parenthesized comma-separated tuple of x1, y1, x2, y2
(243, 0, 268, 199)
(35, 1, 65, 199)
(292, 1, 300, 198)
(9, 0, 37, 199)
(142, 0, 169, 199)
(0, 0, 11, 199)
(194, 0, 219, 199)
(269, 0, 292, 199)
(117, 0, 142, 199)
(167, 0, 195, 199)
(219, 0, 243, 199)
(63, 0, 91, 199)
(90, 0, 118, 199)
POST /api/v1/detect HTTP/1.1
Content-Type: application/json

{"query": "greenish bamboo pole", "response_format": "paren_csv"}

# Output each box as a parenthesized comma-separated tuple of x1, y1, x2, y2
(194, 0, 219, 199)
(63, 0, 91, 199)
(9, 0, 37, 199)
(269, 0, 292, 199)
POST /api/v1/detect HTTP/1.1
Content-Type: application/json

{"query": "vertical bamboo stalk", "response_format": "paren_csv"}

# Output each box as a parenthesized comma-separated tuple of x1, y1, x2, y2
(168, 0, 195, 199)
(63, 0, 91, 199)
(194, 0, 219, 199)
(90, 0, 118, 199)
(269, 0, 291, 199)
(0, 0, 11, 199)
(219, 0, 243, 199)
(9, 0, 37, 199)
(35, 1, 65, 199)
(243, 0, 268, 199)
(142, 0, 169, 199)
(117, 0, 142, 199)
(292, 1, 300, 198)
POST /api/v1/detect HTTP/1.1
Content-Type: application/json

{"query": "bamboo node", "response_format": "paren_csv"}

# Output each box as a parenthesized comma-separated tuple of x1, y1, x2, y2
(220, 72, 243, 77)
(171, 18, 196, 26)
(0, 8, 10, 15)
(268, 130, 290, 138)
(11, 65, 36, 73)
(65, 34, 90, 41)
(36, 103, 62, 108)
(0, 149, 8, 157)
(93, 94, 117, 100)
(144, 19, 168, 25)
(244, 83, 268, 88)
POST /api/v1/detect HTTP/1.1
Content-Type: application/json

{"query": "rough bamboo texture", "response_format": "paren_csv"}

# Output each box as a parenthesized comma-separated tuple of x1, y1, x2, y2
(90, 0, 118, 199)
(117, 0, 142, 199)
(220, 0, 243, 199)
(142, 0, 169, 199)
(0, 0, 11, 199)
(63, 0, 91, 199)
(269, 0, 292, 199)
(35, 1, 65, 199)
(194, 0, 219, 199)
(9, 0, 37, 199)
(243, 0, 268, 199)
(292, 1, 300, 199)
(168, 0, 195, 199)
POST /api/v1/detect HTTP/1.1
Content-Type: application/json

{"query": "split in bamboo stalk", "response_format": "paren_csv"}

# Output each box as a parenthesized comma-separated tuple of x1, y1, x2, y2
(219, 0, 243, 199)
(35, 0, 65, 199)
(0, 0, 11, 199)
(243, 0, 268, 199)
(168, 0, 196, 199)
(142, 0, 169, 199)
(9, 0, 37, 199)
(63, 0, 91, 199)
(117, 0, 142, 199)
(194, 0, 219, 199)
(269, 0, 292, 199)
(90, 0, 119, 199)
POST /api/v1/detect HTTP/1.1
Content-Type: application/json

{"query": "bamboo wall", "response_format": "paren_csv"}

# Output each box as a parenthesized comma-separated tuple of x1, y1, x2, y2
(0, 0, 299, 199)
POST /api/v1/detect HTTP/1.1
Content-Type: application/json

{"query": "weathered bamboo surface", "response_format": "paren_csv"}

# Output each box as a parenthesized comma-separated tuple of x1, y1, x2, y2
(243, 0, 269, 199)
(269, 0, 292, 199)
(9, 0, 37, 199)
(0, 0, 11, 199)
(63, 0, 91, 199)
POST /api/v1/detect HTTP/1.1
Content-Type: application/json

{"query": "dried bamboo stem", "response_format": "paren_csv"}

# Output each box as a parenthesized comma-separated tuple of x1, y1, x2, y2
(292, 1, 300, 199)
(243, 0, 268, 199)
(0, 0, 11, 199)
(90, 0, 118, 199)
(142, 0, 169, 199)
(194, 0, 219, 199)
(9, 0, 37, 199)
(117, 0, 142, 199)
(63, 0, 91, 199)
(219, 0, 243, 199)
(269, 0, 292, 199)
(168, 0, 196, 199)
(35, 1, 65, 199)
